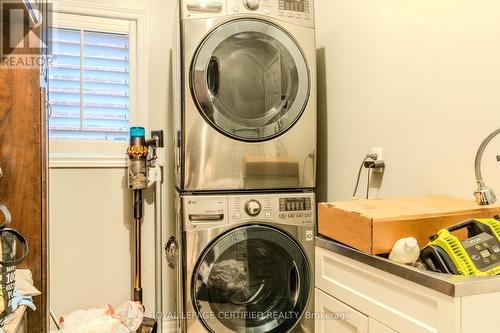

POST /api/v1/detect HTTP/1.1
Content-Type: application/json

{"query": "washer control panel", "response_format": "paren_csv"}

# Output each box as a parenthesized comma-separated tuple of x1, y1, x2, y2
(182, 192, 315, 230)
(229, 193, 315, 225)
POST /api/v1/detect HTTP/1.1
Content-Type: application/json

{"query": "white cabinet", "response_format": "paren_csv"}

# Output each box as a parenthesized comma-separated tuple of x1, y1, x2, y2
(315, 288, 368, 333)
(315, 246, 500, 333)
(315, 288, 399, 333)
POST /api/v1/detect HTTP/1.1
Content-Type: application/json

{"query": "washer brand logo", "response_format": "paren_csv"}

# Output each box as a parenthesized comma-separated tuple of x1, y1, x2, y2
(0, 0, 53, 68)
(305, 230, 313, 241)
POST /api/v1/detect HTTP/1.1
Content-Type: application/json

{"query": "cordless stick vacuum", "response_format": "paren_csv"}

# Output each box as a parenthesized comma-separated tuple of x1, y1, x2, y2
(127, 127, 163, 333)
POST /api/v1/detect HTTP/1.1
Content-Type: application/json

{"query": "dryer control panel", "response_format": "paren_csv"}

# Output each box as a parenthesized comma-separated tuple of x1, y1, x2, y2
(181, 0, 315, 27)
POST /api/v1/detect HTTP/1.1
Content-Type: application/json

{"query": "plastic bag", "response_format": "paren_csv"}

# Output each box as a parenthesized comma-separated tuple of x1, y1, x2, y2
(59, 301, 143, 333)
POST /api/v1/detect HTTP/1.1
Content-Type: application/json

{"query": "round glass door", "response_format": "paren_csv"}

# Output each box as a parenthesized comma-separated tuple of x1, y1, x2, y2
(191, 19, 310, 142)
(192, 225, 310, 333)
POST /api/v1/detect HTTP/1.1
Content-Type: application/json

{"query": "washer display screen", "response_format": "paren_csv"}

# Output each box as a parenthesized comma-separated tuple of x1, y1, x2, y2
(279, 0, 310, 13)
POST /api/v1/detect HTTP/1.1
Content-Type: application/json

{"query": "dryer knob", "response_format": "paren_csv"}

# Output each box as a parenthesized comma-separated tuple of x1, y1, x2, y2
(243, 0, 259, 10)
(245, 200, 261, 216)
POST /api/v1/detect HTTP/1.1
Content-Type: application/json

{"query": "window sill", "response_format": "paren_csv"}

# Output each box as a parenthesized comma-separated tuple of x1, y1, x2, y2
(49, 153, 127, 168)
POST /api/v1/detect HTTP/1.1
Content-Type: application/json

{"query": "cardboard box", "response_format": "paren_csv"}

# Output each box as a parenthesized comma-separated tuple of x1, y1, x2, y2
(318, 195, 500, 254)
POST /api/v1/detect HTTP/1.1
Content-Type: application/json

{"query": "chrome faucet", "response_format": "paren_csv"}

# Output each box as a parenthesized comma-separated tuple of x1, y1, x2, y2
(474, 128, 500, 205)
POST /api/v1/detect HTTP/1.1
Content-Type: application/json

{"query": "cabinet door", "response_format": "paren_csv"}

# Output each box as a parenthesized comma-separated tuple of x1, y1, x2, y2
(369, 318, 398, 333)
(315, 288, 368, 333)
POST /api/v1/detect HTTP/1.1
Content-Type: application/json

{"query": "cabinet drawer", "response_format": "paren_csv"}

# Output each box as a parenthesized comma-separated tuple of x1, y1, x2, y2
(315, 246, 439, 333)
(369, 318, 397, 333)
(315, 288, 368, 333)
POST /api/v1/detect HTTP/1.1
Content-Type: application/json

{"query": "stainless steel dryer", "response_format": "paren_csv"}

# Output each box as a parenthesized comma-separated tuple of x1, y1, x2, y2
(170, 191, 315, 332)
(173, 0, 317, 191)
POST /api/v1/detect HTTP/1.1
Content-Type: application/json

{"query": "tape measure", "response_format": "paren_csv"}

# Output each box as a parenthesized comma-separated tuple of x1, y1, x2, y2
(420, 218, 500, 276)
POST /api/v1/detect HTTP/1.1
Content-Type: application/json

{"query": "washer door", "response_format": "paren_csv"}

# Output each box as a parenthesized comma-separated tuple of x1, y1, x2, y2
(191, 19, 310, 142)
(192, 225, 310, 333)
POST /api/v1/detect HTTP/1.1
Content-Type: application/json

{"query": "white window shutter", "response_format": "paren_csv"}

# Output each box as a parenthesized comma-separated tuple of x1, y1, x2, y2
(49, 27, 130, 141)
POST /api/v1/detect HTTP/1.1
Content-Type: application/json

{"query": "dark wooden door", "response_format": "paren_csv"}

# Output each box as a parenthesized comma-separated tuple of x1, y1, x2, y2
(0, 8, 48, 332)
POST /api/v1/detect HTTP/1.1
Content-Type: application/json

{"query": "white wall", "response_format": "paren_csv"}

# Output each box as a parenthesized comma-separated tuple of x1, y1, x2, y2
(50, 0, 500, 328)
(49, 0, 176, 326)
(315, 0, 500, 202)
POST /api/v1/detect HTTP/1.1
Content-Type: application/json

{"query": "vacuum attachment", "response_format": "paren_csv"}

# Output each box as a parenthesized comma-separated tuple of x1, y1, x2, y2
(420, 218, 500, 276)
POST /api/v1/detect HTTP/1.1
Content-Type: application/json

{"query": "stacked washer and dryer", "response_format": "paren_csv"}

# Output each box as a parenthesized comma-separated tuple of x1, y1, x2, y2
(171, 0, 317, 332)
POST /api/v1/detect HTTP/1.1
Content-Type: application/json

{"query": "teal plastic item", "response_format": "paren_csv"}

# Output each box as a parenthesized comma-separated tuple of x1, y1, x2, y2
(130, 127, 145, 138)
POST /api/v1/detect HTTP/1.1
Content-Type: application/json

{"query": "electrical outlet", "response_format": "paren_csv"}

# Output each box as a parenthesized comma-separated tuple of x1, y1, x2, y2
(370, 147, 384, 173)
(371, 147, 383, 160)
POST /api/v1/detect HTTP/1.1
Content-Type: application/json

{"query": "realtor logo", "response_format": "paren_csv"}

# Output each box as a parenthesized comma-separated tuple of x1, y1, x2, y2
(0, 0, 52, 68)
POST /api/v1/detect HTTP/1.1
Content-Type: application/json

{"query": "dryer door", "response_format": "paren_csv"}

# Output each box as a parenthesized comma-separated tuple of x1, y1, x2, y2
(192, 224, 311, 333)
(191, 19, 310, 142)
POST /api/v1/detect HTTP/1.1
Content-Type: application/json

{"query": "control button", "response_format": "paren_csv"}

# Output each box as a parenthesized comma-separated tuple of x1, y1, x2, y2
(475, 245, 482, 251)
(235, 213, 241, 219)
(491, 254, 497, 260)
(245, 199, 261, 217)
(304, 212, 311, 217)
(482, 242, 489, 247)
(288, 213, 295, 218)
(279, 213, 286, 218)
(492, 246, 500, 253)
(233, 6, 240, 12)
(264, 8, 270, 14)
(471, 254, 481, 261)
(243, 0, 259, 10)
(484, 258, 491, 264)
(265, 212, 271, 218)
(296, 213, 304, 218)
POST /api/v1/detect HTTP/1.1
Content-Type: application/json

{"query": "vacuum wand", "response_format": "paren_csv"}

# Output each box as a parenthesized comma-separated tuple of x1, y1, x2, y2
(133, 189, 143, 304)
(127, 127, 160, 333)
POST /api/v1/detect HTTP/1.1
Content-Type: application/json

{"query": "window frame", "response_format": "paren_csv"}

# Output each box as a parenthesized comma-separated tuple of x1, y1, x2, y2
(49, 1, 148, 168)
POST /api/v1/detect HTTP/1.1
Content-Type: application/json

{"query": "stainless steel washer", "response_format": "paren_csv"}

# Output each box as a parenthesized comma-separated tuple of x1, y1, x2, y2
(173, 0, 317, 191)
(170, 191, 315, 332)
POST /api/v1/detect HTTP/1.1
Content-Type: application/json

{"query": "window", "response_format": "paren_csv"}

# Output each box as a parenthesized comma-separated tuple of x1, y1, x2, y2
(48, 11, 144, 166)
(49, 27, 130, 141)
